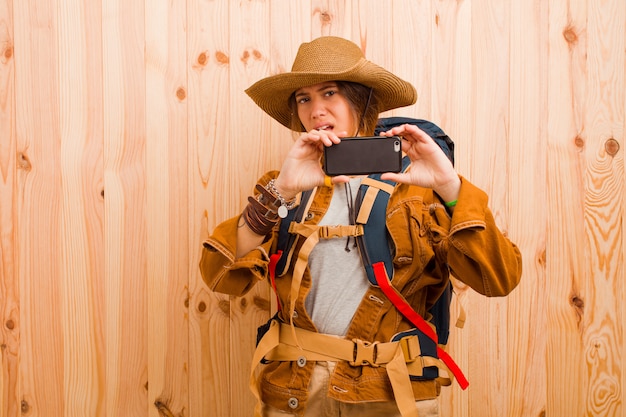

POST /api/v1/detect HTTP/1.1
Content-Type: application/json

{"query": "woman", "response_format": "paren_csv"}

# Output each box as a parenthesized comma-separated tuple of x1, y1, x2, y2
(200, 36, 522, 417)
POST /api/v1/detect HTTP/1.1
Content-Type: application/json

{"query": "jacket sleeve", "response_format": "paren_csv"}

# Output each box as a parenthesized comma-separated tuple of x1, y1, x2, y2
(444, 177, 523, 297)
(199, 173, 278, 297)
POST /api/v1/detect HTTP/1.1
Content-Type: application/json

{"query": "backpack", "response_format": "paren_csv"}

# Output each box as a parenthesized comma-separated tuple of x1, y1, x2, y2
(266, 117, 468, 388)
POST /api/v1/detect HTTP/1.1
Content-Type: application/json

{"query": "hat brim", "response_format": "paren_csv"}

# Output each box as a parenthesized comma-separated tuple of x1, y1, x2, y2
(245, 59, 417, 130)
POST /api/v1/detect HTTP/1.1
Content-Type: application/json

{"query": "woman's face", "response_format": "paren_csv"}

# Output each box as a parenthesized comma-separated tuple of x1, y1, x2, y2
(294, 82, 359, 135)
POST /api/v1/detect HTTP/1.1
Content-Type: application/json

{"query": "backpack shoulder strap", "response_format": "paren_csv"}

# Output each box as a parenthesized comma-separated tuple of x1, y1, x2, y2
(271, 188, 315, 278)
(354, 155, 411, 285)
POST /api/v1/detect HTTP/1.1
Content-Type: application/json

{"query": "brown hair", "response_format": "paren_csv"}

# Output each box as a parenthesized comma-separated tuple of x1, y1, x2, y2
(288, 81, 382, 135)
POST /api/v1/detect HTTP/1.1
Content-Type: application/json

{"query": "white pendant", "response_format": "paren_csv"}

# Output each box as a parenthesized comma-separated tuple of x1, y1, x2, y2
(278, 205, 289, 219)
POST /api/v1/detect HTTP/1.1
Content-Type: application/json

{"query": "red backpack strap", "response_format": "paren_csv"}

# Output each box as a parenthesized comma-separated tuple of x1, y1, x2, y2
(373, 262, 469, 390)
(268, 251, 283, 312)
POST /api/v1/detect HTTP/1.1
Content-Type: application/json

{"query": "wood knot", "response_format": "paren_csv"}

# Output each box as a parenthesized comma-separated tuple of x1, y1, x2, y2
(18, 152, 32, 171)
(154, 400, 175, 417)
(574, 135, 585, 149)
(5, 320, 15, 330)
(253, 296, 270, 311)
(240, 49, 262, 65)
(604, 138, 620, 156)
(537, 248, 546, 267)
(562, 26, 578, 45)
(3, 45, 13, 60)
(218, 299, 230, 315)
(241, 50, 250, 64)
(215, 51, 229, 65)
(320, 11, 332, 24)
(21, 400, 30, 414)
(197, 52, 207, 66)
(176, 87, 186, 101)
(570, 295, 584, 309)
(197, 301, 207, 313)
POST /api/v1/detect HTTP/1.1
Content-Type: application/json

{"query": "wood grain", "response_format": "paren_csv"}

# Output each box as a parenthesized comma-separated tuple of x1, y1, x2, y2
(145, 0, 190, 416)
(506, 1, 549, 416)
(56, 0, 105, 414)
(546, 1, 597, 416)
(228, 1, 272, 415)
(429, 1, 472, 415)
(187, 0, 232, 416)
(102, 0, 149, 415)
(464, 1, 512, 417)
(0, 0, 17, 416)
(13, 1, 65, 415)
(580, 0, 624, 414)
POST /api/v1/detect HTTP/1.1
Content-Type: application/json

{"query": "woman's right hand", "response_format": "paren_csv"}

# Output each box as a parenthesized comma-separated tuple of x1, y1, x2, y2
(271, 129, 349, 199)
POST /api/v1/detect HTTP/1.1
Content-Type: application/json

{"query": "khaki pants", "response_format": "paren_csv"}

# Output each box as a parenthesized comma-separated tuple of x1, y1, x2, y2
(261, 362, 439, 417)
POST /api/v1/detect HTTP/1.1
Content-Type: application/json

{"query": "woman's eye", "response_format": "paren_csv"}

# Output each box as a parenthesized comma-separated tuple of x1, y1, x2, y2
(297, 97, 309, 104)
(325, 90, 336, 97)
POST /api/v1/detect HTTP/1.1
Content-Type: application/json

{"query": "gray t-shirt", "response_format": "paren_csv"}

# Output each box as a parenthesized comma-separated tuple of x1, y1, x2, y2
(304, 177, 370, 336)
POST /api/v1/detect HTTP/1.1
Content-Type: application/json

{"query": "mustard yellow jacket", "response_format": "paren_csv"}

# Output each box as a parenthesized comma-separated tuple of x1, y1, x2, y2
(199, 171, 522, 413)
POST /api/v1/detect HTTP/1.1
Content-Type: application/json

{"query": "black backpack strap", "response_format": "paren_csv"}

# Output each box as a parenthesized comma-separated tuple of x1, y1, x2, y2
(354, 156, 411, 285)
(273, 189, 315, 277)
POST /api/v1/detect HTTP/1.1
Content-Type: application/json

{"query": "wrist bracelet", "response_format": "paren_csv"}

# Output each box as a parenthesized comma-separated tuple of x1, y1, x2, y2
(266, 179, 296, 218)
(255, 184, 281, 214)
(242, 198, 279, 236)
(444, 199, 458, 208)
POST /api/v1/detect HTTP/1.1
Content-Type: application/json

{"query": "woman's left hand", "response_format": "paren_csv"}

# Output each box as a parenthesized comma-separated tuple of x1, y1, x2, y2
(380, 124, 461, 204)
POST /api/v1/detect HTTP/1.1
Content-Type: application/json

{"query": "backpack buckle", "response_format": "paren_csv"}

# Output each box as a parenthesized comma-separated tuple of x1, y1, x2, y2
(350, 339, 380, 367)
(399, 335, 421, 363)
(319, 225, 364, 239)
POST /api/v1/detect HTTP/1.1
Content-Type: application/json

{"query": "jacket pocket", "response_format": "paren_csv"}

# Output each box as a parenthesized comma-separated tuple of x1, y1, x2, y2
(386, 200, 425, 269)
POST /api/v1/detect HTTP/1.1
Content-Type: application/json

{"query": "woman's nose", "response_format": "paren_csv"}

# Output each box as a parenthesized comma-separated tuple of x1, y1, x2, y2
(310, 99, 326, 118)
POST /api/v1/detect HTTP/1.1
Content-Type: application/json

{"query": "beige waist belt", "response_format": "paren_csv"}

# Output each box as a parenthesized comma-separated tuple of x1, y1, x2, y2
(250, 320, 452, 417)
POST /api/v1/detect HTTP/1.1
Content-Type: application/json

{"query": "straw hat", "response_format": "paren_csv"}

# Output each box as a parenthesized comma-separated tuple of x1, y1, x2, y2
(245, 36, 417, 130)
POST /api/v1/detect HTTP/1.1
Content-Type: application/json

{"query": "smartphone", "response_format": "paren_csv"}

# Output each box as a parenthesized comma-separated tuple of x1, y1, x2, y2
(323, 136, 402, 176)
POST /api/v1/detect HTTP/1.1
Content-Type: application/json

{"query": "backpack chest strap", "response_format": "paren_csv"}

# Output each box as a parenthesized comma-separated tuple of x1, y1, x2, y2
(285, 222, 365, 348)
(288, 222, 364, 239)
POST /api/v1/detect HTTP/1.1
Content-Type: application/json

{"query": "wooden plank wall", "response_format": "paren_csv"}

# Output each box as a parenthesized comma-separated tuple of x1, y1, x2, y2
(0, 0, 624, 416)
